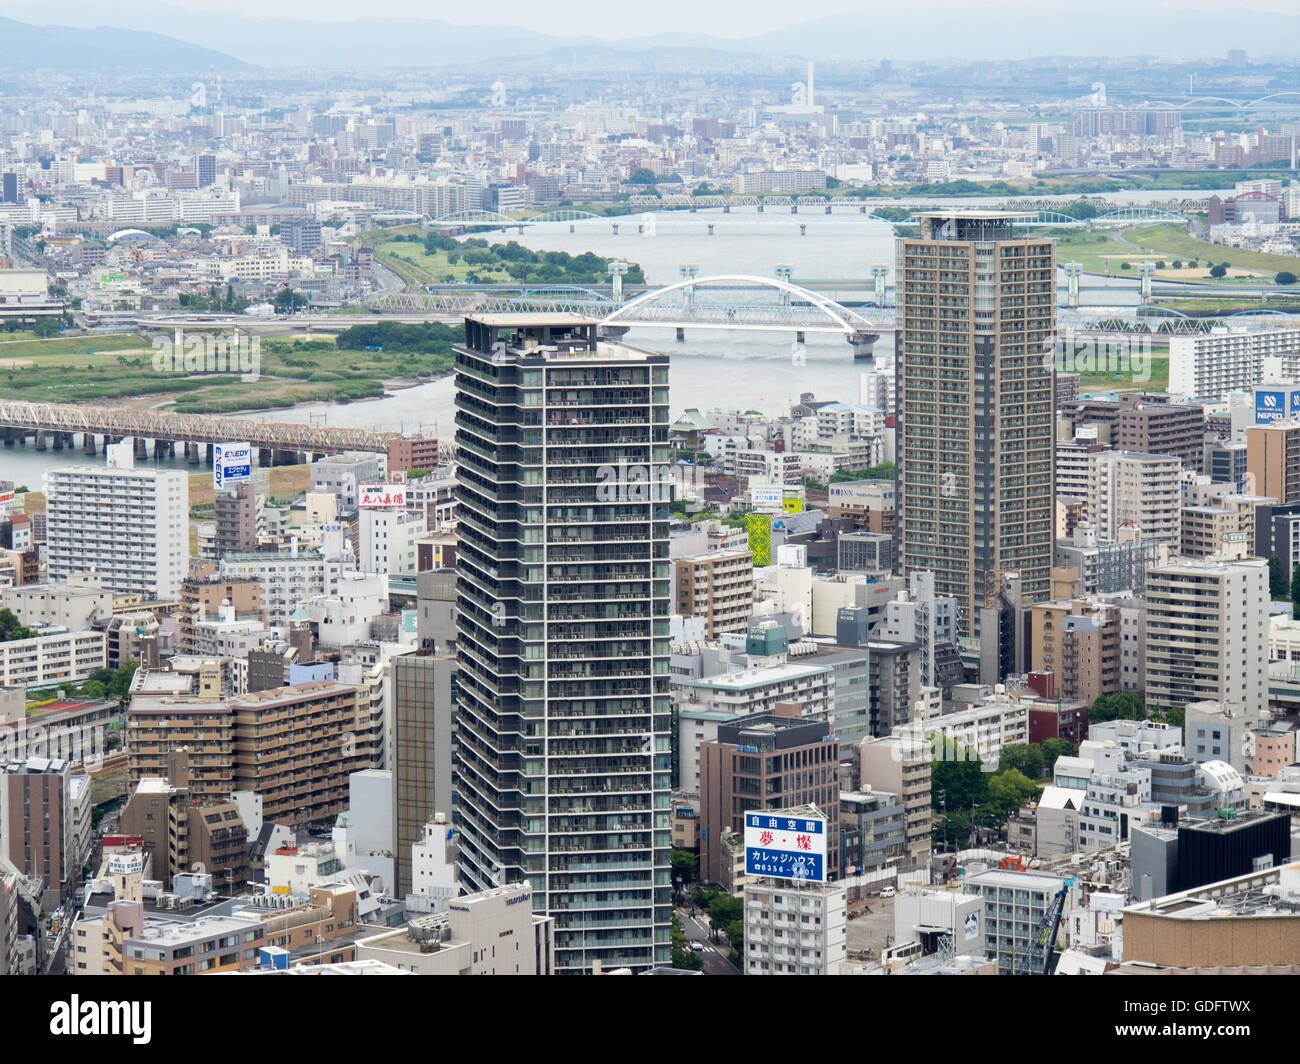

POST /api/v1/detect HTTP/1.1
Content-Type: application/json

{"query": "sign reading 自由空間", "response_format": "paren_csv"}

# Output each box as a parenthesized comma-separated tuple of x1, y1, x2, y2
(744, 811, 827, 882)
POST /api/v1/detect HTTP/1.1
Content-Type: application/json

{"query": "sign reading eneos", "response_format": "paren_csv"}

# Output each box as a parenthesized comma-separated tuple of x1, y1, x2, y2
(359, 484, 407, 508)
(744, 811, 827, 882)
(213, 442, 252, 490)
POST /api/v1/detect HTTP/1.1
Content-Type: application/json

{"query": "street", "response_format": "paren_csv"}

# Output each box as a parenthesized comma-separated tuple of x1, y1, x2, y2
(678, 907, 741, 976)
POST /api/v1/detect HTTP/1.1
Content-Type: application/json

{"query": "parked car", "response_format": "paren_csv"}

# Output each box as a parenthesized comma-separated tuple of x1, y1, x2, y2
(880, 887, 896, 898)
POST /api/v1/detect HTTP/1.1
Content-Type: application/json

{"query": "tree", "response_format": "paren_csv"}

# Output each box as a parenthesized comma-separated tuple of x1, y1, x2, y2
(1041, 738, 1076, 776)
(671, 848, 699, 889)
(1271, 553, 1289, 600)
(1210, 263, 1228, 278)
(273, 288, 308, 314)
(998, 743, 1046, 780)
(1277, 271, 1298, 286)
(986, 769, 1041, 823)
(669, 912, 704, 971)
(1120, 262, 1131, 270)
(1088, 692, 1146, 724)
(32, 317, 62, 337)
(1163, 706, 1185, 732)
(627, 167, 657, 185)
(0, 608, 35, 643)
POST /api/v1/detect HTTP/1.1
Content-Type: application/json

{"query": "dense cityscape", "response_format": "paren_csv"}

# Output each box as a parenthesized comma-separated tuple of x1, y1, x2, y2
(0, 2, 1299, 1017)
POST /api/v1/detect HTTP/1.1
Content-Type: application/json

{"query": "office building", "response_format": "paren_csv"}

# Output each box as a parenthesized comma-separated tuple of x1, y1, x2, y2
(1144, 559, 1268, 712)
(743, 878, 847, 975)
(858, 736, 931, 867)
(699, 715, 840, 885)
(1028, 598, 1122, 703)
(1247, 419, 1300, 505)
(386, 437, 440, 475)
(0, 756, 91, 907)
(965, 868, 1071, 974)
(1120, 864, 1300, 970)
(452, 314, 672, 974)
(896, 211, 1055, 643)
(310, 453, 383, 512)
(194, 154, 216, 187)
(1205, 438, 1249, 492)
(1067, 394, 1205, 472)
(1086, 450, 1182, 545)
(355, 882, 554, 975)
(45, 443, 188, 601)
(1, 173, 17, 204)
(281, 216, 322, 255)
(392, 652, 457, 898)
(673, 549, 754, 638)
(213, 482, 262, 556)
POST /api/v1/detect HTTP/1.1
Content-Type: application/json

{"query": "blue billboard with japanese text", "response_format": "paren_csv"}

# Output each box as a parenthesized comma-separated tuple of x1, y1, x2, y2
(744, 811, 827, 882)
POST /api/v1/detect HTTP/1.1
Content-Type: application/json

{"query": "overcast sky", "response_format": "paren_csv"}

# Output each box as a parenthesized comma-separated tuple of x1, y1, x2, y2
(4, 0, 1299, 39)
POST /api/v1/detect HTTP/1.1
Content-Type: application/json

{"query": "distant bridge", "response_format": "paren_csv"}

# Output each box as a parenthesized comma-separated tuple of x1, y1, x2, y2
(0, 400, 399, 458)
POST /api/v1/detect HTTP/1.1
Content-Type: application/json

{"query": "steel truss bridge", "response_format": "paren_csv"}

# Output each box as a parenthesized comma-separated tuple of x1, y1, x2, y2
(0, 401, 399, 455)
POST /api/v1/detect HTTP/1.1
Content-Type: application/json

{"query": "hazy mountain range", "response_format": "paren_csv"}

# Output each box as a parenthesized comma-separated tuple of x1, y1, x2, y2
(1, 3, 1298, 73)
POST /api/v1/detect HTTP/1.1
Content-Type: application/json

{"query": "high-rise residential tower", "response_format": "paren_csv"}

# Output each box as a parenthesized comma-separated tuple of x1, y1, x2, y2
(453, 314, 672, 973)
(896, 211, 1055, 643)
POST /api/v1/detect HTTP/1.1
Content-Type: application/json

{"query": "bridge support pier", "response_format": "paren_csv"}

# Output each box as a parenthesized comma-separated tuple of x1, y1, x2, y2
(757, 205, 764, 214)
(2, 429, 12, 447)
(860, 206, 867, 214)
(34, 431, 45, 451)
(795, 332, 806, 345)
(259, 448, 273, 468)
(638, 224, 644, 234)
(825, 205, 832, 215)
(83, 433, 96, 455)
(51, 432, 63, 451)
(598, 325, 631, 341)
(791, 205, 798, 214)
(611, 223, 619, 235)
(676, 328, 685, 342)
(707, 224, 714, 235)
(723, 205, 730, 214)
(849, 330, 879, 364)
(569, 224, 575, 234)
(185, 442, 199, 464)
(134, 437, 148, 459)
(153, 438, 169, 459)
(799, 224, 807, 236)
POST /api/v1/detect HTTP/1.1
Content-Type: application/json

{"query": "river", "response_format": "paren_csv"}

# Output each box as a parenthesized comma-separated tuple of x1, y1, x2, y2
(3, 195, 1222, 485)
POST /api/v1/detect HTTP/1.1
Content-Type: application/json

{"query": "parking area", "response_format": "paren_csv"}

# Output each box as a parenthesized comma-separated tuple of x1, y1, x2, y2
(845, 894, 896, 959)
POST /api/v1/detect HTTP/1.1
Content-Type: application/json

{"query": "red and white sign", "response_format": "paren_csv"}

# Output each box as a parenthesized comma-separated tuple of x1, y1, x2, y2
(359, 483, 407, 508)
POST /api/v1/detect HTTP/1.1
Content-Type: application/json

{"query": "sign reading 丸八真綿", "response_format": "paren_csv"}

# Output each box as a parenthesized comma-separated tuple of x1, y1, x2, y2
(359, 484, 407, 508)
(213, 442, 252, 490)
(744, 812, 827, 882)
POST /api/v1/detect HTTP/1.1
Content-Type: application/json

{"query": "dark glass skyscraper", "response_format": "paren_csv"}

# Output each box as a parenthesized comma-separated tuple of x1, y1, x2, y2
(453, 314, 673, 972)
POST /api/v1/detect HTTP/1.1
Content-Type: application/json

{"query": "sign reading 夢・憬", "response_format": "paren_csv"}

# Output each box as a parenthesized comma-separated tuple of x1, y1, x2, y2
(744, 812, 827, 883)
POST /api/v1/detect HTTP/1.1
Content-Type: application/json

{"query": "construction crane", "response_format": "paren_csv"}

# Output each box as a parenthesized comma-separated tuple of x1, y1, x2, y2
(1015, 876, 1075, 976)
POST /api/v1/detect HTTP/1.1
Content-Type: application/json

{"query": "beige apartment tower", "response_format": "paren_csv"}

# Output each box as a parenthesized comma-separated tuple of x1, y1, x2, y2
(896, 212, 1055, 642)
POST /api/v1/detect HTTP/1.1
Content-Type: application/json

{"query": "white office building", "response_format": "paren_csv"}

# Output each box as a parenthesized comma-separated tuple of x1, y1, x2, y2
(1144, 558, 1268, 712)
(0, 627, 107, 689)
(44, 442, 188, 601)
(360, 507, 424, 577)
(744, 879, 847, 975)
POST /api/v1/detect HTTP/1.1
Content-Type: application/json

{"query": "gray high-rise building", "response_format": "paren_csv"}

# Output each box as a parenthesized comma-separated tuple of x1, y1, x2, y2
(896, 211, 1055, 643)
(453, 314, 672, 973)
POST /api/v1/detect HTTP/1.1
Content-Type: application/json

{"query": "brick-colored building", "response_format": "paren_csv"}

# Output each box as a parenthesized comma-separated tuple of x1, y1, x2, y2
(674, 549, 754, 638)
(387, 436, 440, 474)
(1028, 598, 1122, 704)
(699, 713, 839, 886)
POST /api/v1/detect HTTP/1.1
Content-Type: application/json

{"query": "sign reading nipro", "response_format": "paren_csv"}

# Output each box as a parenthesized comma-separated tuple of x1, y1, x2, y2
(744, 811, 827, 882)
(213, 442, 253, 490)
(1254, 387, 1300, 424)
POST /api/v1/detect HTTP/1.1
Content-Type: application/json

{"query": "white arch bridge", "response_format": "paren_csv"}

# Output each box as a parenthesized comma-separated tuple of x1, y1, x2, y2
(370, 275, 891, 349)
